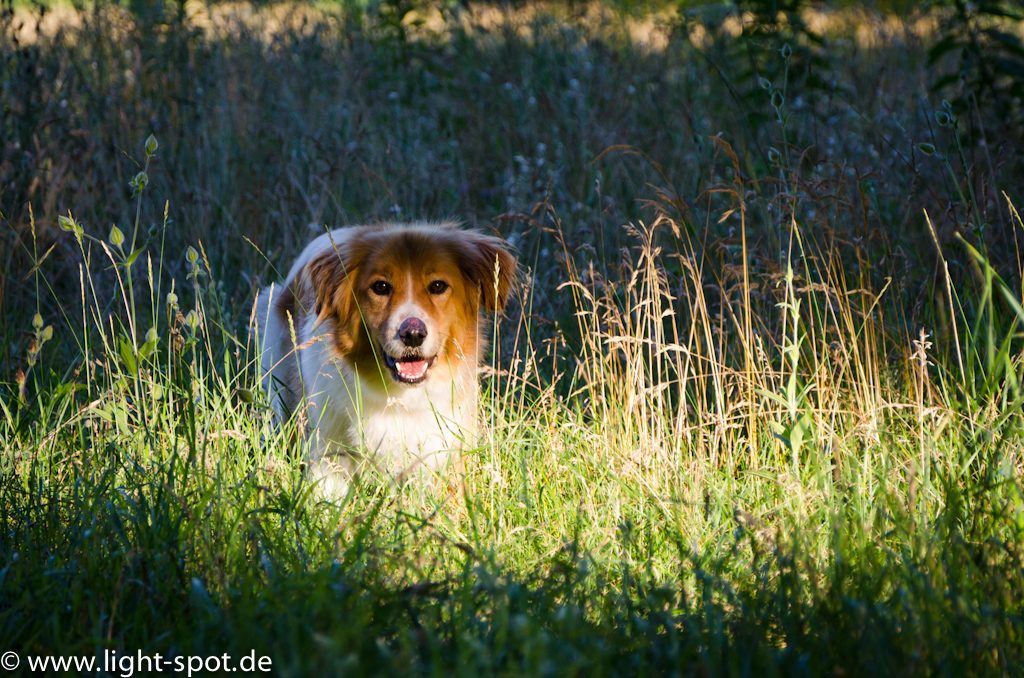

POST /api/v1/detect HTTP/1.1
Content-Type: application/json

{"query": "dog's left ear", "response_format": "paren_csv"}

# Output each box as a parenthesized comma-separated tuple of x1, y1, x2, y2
(460, 233, 516, 313)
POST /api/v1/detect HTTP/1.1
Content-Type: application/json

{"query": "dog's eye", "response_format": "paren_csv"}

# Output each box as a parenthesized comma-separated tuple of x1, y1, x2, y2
(428, 280, 449, 295)
(371, 280, 392, 296)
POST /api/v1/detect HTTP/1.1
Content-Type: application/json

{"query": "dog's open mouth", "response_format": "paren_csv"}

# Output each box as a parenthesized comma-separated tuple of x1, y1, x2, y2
(384, 353, 436, 384)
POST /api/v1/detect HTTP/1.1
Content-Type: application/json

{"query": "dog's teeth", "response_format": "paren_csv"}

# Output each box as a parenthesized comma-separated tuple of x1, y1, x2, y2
(395, 360, 428, 380)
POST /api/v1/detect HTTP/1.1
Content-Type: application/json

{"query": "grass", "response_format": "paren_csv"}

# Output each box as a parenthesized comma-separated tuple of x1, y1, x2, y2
(2, 0, 1024, 675)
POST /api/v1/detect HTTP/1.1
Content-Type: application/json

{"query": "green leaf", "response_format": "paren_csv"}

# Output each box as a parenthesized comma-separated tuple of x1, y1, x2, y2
(124, 248, 145, 267)
(139, 339, 157, 361)
(112, 403, 130, 434)
(983, 28, 1024, 57)
(928, 34, 963, 63)
(118, 338, 137, 374)
(931, 73, 962, 92)
(139, 327, 159, 360)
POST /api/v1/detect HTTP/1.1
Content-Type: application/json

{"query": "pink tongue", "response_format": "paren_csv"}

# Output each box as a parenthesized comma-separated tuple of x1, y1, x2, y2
(396, 360, 428, 380)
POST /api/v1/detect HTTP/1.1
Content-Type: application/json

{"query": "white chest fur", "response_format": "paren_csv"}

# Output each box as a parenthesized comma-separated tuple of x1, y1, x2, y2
(259, 302, 477, 495)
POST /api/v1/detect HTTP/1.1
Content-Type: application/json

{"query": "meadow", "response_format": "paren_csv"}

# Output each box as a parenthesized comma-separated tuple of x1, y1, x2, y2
(2, 0, 1024, 674)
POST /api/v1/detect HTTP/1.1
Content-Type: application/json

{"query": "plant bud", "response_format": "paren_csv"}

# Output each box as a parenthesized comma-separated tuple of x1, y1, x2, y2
(130, 171, 148, 193)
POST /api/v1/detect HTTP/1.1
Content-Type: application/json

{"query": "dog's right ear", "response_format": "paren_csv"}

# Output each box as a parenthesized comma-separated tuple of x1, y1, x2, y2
(298, 249, 359, 328)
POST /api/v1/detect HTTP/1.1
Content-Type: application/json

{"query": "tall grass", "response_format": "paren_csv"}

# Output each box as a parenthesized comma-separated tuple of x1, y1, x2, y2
(2, 2, 1023, 674)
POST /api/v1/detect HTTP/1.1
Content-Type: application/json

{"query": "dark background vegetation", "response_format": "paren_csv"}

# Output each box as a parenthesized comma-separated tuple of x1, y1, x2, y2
(3, 0, 1023, 354)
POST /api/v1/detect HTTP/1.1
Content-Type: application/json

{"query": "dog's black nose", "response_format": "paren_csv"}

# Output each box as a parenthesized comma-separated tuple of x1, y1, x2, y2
(398, 318, 427, 347)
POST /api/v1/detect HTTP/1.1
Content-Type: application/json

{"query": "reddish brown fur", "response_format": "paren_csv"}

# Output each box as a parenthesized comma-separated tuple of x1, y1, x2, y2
(291, 228, 514, 379)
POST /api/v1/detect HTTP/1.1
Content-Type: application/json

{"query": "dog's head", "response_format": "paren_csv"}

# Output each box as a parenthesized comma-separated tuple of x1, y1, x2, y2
(298, 223, 515, 385)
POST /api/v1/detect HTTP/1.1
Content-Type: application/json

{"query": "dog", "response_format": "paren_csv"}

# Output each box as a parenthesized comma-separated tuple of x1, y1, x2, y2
(253, 222, 515, 499)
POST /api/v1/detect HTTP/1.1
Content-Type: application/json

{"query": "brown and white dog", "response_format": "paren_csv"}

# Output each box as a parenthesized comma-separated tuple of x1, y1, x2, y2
(253, 222, 515, 499)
